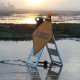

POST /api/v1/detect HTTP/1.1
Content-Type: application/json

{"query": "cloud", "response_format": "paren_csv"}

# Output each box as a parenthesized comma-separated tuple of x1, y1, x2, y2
(53, 0, 80, 11)
(0, 0, 80, 11)
(0, 2, 15, 10)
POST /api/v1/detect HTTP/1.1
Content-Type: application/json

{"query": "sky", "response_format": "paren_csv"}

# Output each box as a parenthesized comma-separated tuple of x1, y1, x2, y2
(0, 0, 80, 11)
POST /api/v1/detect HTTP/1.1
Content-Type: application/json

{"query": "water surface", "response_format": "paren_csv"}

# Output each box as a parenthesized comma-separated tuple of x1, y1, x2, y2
(0, 39, 80, 80)
(0, 11, 80, 24)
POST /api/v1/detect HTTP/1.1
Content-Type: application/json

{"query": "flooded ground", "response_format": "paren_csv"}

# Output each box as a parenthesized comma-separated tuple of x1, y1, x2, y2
(0, 39, 80, 80)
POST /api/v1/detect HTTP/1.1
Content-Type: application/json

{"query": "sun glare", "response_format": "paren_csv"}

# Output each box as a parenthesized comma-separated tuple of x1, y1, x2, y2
(22, 18, 36, 24)
(26, 0, 43, 4)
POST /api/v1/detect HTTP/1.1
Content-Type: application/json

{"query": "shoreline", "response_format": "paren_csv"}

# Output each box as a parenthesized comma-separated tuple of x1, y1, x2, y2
(0, 23, 80, 40)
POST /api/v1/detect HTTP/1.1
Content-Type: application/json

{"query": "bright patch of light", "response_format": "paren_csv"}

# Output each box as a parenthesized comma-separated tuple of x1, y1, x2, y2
(26, 0, 43, 4)
(22, 18, 36, 24)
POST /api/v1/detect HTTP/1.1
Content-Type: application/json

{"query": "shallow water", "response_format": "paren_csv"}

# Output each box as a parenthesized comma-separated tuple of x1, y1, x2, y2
(0, 12, 80, 24)
(0, 39, 80, 80)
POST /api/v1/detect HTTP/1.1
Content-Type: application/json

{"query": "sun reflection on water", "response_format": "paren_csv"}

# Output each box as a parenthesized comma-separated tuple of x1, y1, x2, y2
(22, 18, 37, 24)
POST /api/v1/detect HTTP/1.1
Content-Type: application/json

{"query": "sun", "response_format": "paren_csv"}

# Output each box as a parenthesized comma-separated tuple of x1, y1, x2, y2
(26, 0, 43, 4)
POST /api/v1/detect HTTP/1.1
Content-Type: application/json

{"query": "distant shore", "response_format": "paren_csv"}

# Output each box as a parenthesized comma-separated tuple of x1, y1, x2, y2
(0, 23, 80, 40)
(52, 23, 80, 38)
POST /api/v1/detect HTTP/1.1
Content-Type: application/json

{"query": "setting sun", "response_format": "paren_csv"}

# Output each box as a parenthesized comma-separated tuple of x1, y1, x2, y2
(26, 0, 43, 4)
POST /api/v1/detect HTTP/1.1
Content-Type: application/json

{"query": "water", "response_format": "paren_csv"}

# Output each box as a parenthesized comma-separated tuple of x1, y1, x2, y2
(0, 39, 80, 80)
(0, 40, 33, 60)
(0, 11, 80, 24)
(0, 13, 38, 24)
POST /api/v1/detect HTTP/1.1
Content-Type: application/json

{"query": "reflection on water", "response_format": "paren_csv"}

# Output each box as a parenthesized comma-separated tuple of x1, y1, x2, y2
(27, 63, 63, 80)
(45, 64, 63, 80)
(0, 39, 80, 80)
(0, 12, 80, 24)
(0, 40, 33, 60)
(0, 13, 39, 24)
(22, 18, 37, 24)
